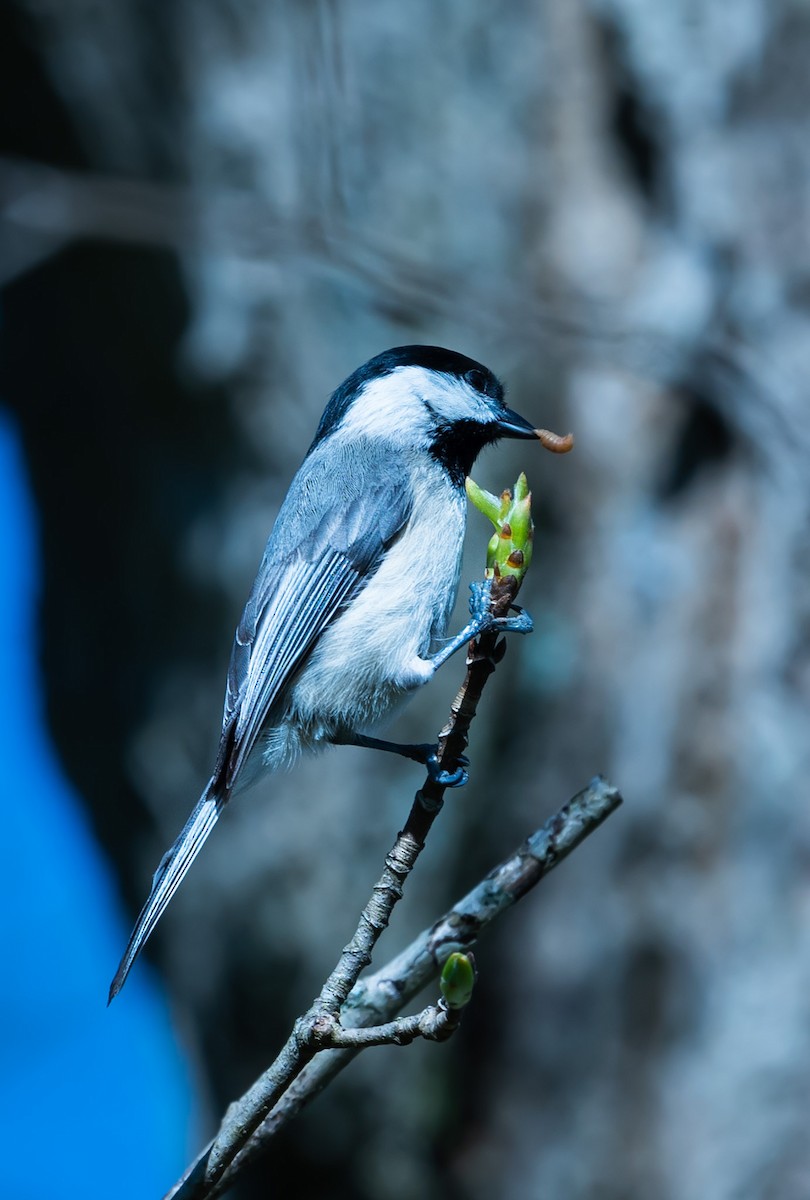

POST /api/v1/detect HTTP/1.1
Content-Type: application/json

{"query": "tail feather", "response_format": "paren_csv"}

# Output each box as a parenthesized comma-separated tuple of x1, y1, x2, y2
(108, 782, 223, 1004)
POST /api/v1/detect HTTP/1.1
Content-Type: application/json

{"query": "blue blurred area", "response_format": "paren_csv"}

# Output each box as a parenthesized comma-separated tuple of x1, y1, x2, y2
(0, 410, 196, 1197)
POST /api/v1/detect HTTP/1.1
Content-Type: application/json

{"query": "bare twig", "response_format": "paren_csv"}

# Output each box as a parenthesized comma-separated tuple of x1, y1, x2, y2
(168, 775, 621, 1199)
(309, 1003, 462, 1050)
(354, 774, 622, 1015)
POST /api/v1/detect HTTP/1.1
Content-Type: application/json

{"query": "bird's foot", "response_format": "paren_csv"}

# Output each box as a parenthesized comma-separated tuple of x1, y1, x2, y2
(468, 579, 534, 636)
(425, 750, 469, 789)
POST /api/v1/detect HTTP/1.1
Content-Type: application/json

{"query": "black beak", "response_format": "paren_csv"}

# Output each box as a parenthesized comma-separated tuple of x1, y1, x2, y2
(496, 406, 537, 439)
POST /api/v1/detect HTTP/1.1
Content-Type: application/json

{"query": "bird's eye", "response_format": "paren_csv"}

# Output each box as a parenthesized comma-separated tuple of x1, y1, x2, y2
(464, 369, 488, 394)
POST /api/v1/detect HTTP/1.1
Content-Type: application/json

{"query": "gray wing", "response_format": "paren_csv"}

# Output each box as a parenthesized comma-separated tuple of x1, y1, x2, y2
(108, 440, 411, 1002)
(218, 442, 412, 793)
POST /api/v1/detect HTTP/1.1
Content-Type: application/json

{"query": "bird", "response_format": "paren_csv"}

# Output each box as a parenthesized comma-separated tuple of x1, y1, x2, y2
(109, 344, 562, 1002)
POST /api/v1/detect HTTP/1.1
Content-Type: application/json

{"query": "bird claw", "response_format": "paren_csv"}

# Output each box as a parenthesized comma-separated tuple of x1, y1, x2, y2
(426, 752, 469, 788)
(468, 579, 493, 617)
(467, 580, 533, 636)
(496, 605, 533, 635)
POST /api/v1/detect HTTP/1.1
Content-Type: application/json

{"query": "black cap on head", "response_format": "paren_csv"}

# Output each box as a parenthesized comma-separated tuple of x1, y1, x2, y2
(311, 345, 504, 449)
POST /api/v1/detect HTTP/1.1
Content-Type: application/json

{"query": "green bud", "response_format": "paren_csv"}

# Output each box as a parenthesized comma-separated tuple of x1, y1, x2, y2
(464, 477, 502, 524)
(466, 472, 534, 582)
(440, 951, 476, 1010)
(513, 472, 530, 504)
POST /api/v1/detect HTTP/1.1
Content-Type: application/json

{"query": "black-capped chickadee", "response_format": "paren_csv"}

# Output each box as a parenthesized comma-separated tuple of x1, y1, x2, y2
(109, 345, 554, 1002)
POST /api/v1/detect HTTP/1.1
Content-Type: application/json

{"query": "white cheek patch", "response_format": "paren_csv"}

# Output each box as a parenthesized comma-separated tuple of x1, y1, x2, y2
(337, 367, 494, 443)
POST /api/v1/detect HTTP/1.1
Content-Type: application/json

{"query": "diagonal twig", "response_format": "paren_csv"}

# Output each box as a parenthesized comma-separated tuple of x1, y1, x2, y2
(193, 776, 621, 1198)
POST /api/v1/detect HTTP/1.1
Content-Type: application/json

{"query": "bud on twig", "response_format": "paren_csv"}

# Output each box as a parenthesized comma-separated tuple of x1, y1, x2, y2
(440, 952, 477, 1010)
(465, 472, 534, 583)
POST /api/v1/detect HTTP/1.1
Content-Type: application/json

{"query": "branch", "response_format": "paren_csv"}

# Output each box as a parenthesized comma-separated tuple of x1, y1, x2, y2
(308, 1003, 463, 1049)
(354, 774, 622, 1018)
(168, 775, 621, 1199)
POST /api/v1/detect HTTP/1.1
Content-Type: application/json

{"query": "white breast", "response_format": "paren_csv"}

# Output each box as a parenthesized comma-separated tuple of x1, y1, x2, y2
(282, 460, 466, 747)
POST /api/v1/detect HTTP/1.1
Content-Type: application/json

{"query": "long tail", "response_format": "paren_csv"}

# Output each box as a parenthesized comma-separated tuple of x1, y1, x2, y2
(108, 780, 223, 1004)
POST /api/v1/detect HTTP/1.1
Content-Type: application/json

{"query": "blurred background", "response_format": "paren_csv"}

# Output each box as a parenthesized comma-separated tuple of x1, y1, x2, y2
(2, 1, 810, 1198)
